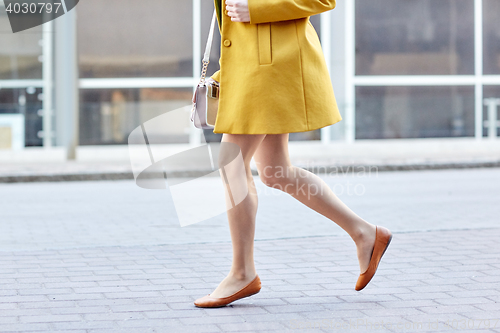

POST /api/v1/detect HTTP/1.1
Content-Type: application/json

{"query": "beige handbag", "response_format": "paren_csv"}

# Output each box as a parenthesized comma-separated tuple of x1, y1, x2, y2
(190, 9, 219, 130)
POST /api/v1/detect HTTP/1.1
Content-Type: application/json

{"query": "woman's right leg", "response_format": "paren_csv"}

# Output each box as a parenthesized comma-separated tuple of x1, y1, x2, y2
(253, 134, 378, 275)
(207, 133, 266, 298)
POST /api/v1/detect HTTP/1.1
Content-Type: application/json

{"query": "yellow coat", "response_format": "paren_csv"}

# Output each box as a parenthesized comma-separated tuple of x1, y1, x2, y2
(210, 0, 342, 134)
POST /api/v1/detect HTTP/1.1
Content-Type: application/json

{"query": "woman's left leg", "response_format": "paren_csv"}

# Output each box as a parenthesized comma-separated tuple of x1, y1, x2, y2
(207, 133, 266, 298)
(253, 134, 378, 274)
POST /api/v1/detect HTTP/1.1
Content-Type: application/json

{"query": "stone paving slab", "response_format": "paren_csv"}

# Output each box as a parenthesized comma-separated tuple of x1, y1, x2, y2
(0, 228, 499, 333)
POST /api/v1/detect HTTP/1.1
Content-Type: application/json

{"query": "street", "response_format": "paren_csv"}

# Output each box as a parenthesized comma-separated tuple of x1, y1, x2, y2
(0, 167, 499, 332)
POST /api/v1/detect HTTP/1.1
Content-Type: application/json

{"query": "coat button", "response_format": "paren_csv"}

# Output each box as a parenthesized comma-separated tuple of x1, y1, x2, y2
(224, 9, 228, 15)
(223, 39, 231, 47)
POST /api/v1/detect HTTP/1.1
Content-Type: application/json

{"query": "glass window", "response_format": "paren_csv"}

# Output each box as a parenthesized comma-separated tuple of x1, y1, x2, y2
(355, 0, 474, 75)
(0, 87, 43, 146)
(80, 88, 193, 145)
(0, 4, 43, 80)
(483, 86, 500, 137)
(77, 0, 193, 78)
(355, 86, 475, 139)
(483, 0, 500, 75)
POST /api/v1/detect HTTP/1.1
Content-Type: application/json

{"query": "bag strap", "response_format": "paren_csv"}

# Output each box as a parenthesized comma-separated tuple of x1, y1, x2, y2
(198, 9, 218, 85)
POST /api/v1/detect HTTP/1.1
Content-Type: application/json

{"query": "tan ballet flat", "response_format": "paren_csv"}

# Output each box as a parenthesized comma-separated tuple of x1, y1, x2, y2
(194, 275, 261, 308)
(355, 225, 392, 291)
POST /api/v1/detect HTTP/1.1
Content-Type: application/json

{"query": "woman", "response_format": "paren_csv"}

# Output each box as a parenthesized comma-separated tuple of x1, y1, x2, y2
(194, 0, 392, 308)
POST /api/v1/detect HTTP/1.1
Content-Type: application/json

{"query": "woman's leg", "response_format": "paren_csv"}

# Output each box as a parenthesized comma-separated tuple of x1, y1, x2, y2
(253, 134, 377, 274)
(208, 133, 266, 298)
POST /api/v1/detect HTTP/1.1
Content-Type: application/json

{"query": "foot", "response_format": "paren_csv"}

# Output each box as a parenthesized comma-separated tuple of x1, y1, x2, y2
(355, 224, 377, 274)
(208, 272, 258, 298)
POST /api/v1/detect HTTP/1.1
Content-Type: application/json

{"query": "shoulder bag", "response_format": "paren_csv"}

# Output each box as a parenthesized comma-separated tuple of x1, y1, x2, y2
(190, 9, 219, 130)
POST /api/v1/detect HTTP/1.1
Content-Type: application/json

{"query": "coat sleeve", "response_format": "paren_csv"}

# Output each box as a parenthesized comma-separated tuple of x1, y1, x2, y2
(247, 0, 336, 24)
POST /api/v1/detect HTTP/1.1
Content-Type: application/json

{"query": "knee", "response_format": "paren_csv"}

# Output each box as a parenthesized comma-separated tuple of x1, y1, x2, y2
(258, 166, 293, 190)
(260, 174, 282, 188)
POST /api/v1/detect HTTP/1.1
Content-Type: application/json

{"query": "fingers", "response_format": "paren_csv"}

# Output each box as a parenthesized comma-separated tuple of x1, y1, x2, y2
(226, 4, 238, 16)
(225, 2, 249, 23)
(227, 10, 242, 22)
(226, 9, 244, 22)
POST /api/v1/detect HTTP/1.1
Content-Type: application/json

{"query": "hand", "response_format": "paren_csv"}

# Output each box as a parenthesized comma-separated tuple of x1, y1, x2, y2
(226, 0, 250, 23)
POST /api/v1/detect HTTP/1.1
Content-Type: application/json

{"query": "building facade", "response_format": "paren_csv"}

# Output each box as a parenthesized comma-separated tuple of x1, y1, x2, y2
(0, 0, 499, 151)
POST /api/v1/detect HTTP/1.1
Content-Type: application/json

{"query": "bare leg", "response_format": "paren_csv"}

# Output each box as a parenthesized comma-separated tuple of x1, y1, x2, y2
(208, 133, 266, 298)
(253, 134, 377, 274)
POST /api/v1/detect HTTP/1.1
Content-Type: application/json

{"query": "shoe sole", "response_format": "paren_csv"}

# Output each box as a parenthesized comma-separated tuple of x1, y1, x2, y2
(195, 288, 261, 308)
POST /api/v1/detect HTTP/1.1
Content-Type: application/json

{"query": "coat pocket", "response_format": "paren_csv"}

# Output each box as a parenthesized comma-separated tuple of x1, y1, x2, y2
(257, 23, 272, 65)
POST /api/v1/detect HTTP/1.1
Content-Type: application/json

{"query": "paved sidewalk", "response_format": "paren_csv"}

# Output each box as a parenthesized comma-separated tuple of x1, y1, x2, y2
(1, 168, 499, 250)
(0, 228, 499, 333)
(0, 167, 499, 332)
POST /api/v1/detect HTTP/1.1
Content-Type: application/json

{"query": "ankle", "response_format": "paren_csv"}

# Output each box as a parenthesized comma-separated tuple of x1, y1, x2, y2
(229, 269, 257, 281)
(352, 223, 375, 245)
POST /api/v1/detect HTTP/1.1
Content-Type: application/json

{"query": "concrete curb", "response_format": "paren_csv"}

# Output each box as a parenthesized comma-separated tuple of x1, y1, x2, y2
(1, 159, 499, 183)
